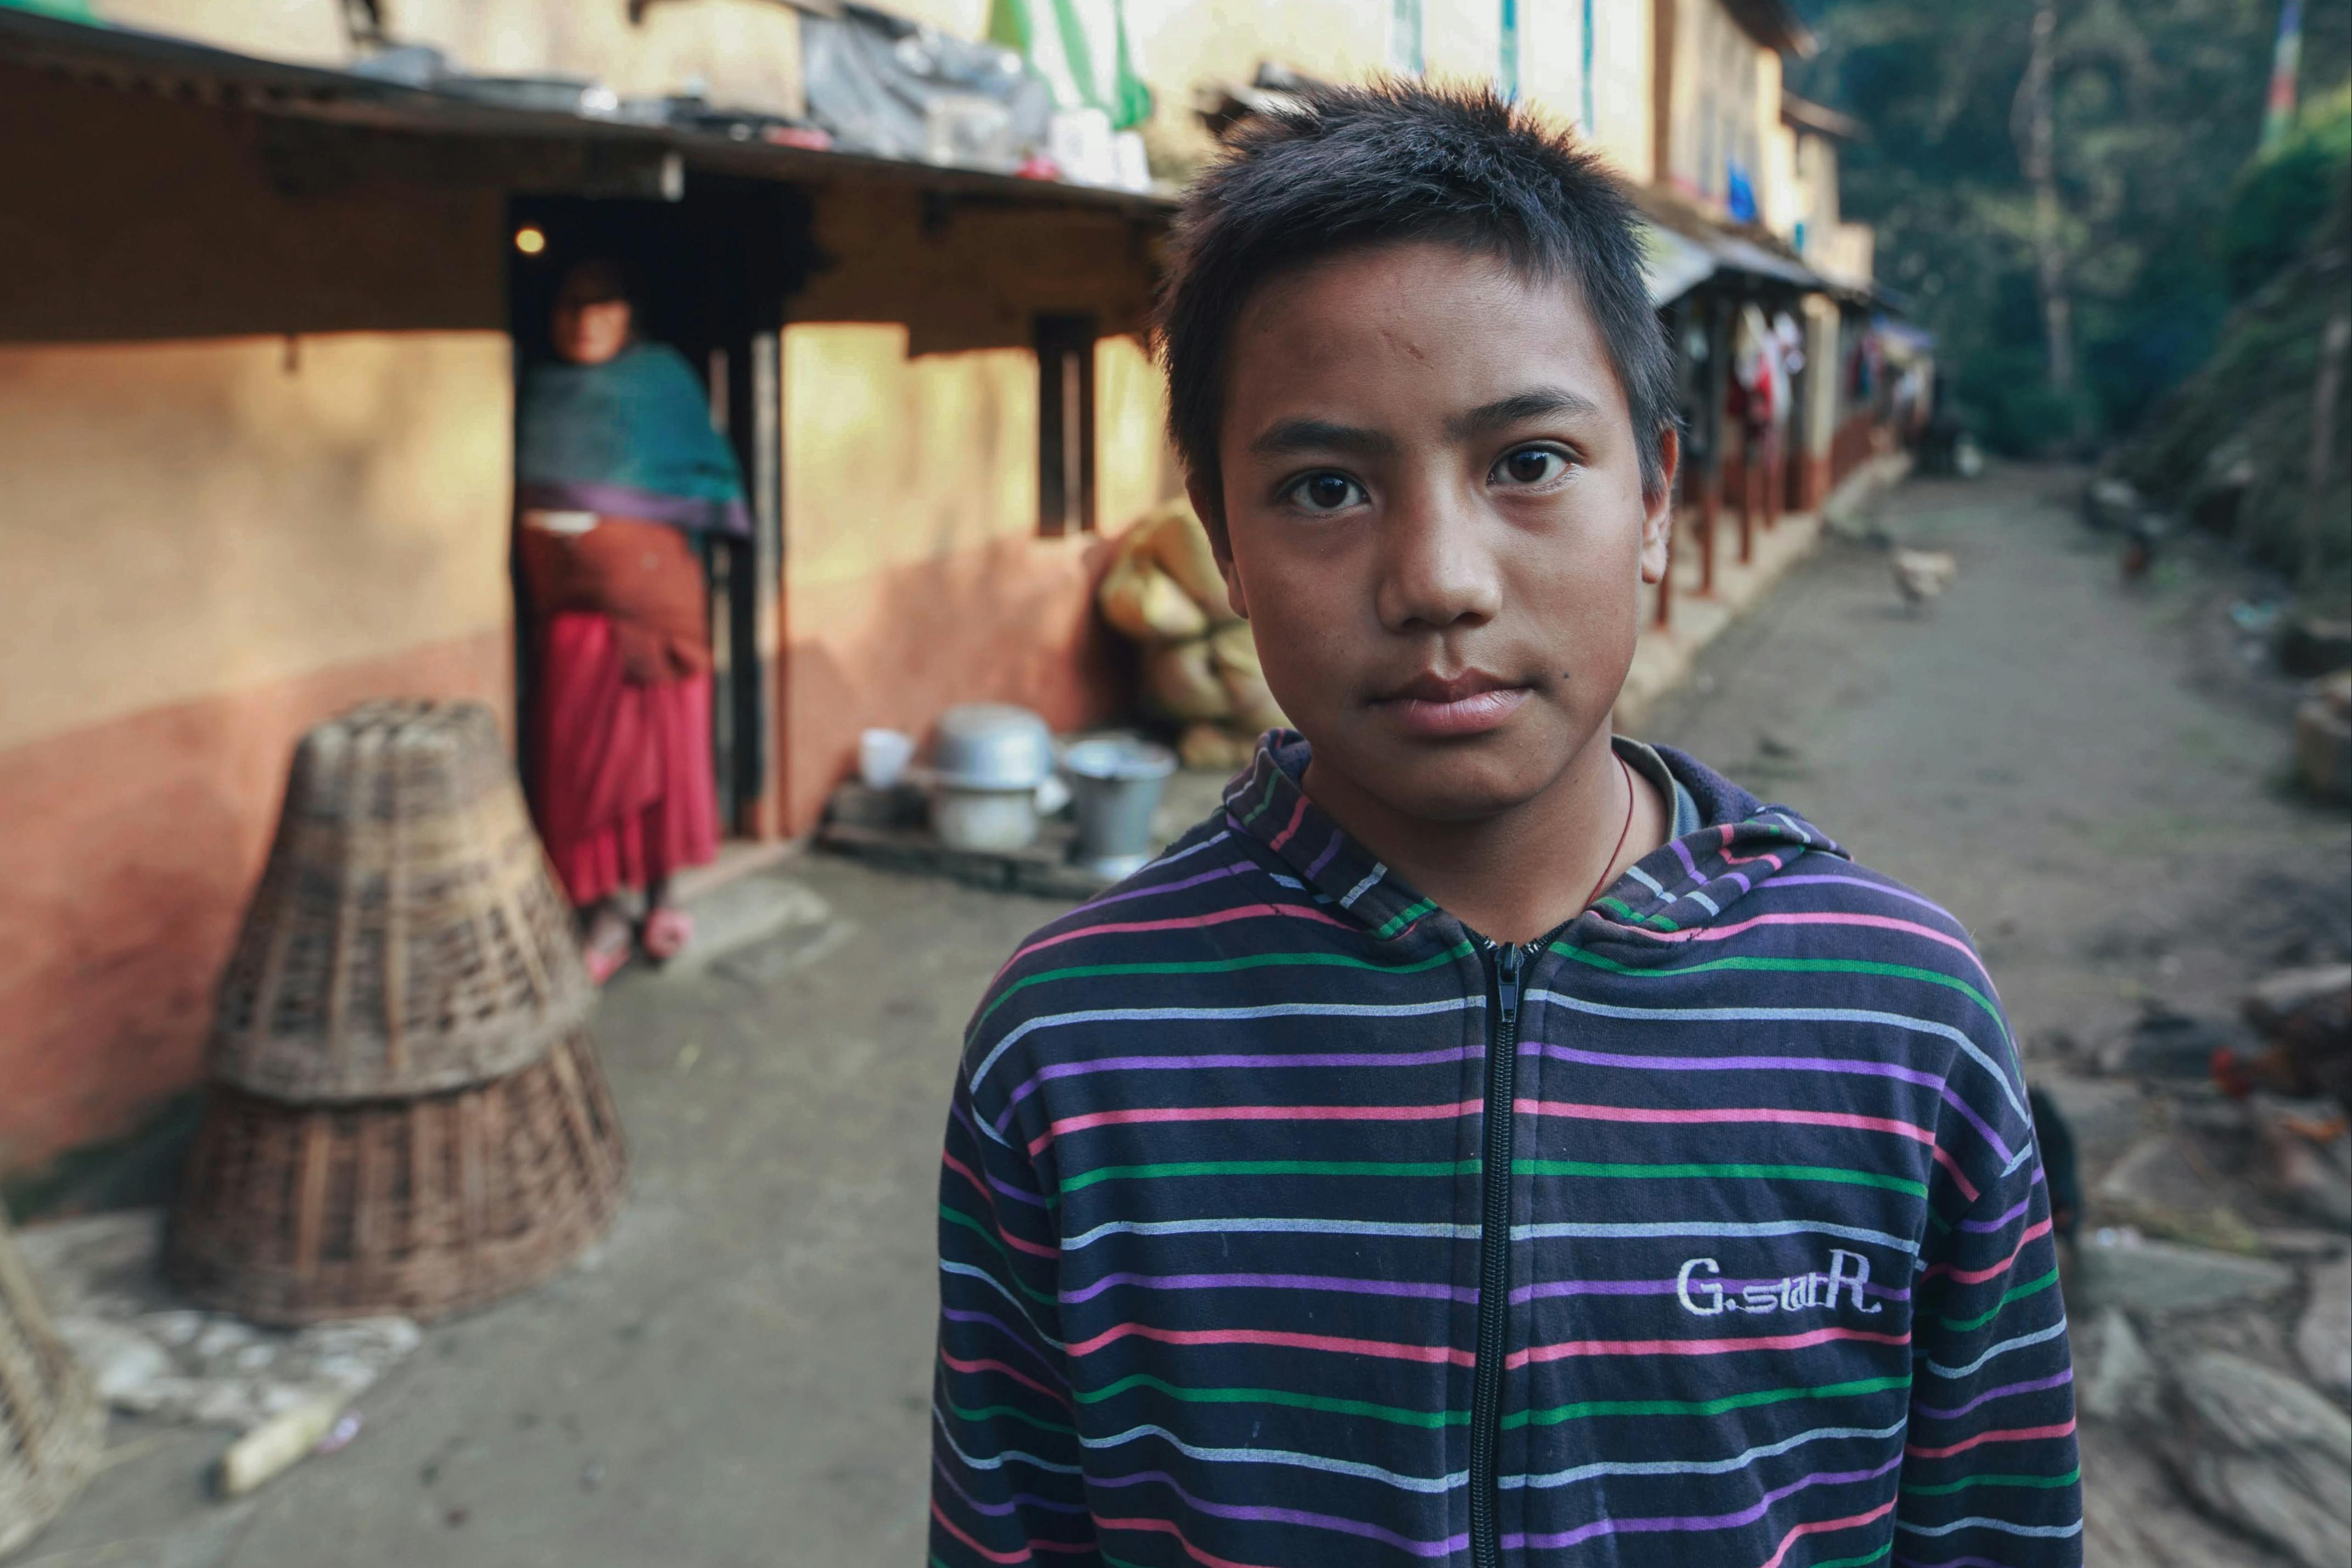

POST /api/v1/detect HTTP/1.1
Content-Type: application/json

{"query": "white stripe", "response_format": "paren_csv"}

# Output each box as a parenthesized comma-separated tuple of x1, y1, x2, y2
(1511, 1218, 1917, 1255)
(1146, 829, 1230, 871)
(1683, 889, 1723, 916)
(938, 1259, 1065, 1351)
(1625, 864, 1675, 901)
(935, 1407, 1085, 1475)
(1065, 1216, 1482, 1251)
(1339, 863, 1388, 908)
(1897, 1517, 2083, 1539)
(1503, 1420, 1907, 1490)
(1526, 989, 2030, 1122)
(972, 995, 1483, 1089)
(1083, 1424, 1461, 1494)
(1917, 1318, 2069, 1380)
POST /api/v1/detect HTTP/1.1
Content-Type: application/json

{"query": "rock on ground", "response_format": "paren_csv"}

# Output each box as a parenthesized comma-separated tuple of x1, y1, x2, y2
(2162, 1350, 2352, 1568)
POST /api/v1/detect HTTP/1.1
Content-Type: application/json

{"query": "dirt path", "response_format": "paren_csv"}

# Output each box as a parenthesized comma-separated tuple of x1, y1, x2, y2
(25, 464, 2346, 1567)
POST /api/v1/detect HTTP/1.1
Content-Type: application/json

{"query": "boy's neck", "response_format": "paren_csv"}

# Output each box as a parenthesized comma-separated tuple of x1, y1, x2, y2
(1300, 730, 1669, 945)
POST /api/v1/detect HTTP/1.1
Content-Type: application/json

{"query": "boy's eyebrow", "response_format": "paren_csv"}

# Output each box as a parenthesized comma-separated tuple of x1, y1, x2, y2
(1245, 418, 1402, 459)
(1444, 386, 1604, 440)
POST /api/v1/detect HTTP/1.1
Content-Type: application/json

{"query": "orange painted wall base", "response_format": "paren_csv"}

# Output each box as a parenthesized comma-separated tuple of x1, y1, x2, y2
(781, 530, 1124, 834)
(0, 630, 512, 1173)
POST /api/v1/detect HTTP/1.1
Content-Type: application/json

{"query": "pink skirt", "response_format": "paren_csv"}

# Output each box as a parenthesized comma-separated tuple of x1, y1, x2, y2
(530, 612, 719, 907)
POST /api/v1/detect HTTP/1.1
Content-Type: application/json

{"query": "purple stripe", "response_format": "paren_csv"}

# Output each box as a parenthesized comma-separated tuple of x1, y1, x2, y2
(1523, 1039, 1948, 1092)
(932, 1456, 1091, 1518)
(1771, 873, 1966, 926)
(1957, 1192, 2037, 1234)
(942, 1307, 1070, 1383)
(1668, 836, 1703, 878)
(996, 1045, 1477, 1132)
(949, 1099, 1053, 1207)
(1909, 1369, 2072, 1421)
(1504, 1453, 1903, 1549)
(1090, 1470, 1465, 1557)
(1517, 1037, 2015, 1165)
(1070, 859, 1254, 915)
(1303, 826, 1345, 879)
(517, 480, 749, 536)
(1064, 1270, 1477, 1306)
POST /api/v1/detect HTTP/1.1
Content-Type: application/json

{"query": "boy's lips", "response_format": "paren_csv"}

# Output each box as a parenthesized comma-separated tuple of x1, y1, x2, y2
(1370, 670, 1531, 739)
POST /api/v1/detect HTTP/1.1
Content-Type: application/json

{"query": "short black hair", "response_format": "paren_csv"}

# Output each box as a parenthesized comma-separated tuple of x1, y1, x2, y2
(1154, 80, 1677, 523)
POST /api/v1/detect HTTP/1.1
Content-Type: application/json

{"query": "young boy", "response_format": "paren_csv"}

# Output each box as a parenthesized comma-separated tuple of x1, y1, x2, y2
(932, 83, 2079, 1568)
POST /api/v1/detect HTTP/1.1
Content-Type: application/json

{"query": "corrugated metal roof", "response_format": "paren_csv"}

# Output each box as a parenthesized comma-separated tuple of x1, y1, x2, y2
(0, 7, 1174, 217)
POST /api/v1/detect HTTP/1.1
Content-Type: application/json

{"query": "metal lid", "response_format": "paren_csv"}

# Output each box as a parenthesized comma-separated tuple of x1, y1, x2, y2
(932, 703, 1053, 791)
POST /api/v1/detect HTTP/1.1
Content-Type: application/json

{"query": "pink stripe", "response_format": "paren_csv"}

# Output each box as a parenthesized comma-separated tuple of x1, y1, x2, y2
(1931, 1144, 1982, 1203)
(1066, 1321, 1471, 1365)
(1905, 1418, 2076, 1460)
(1507, 1323, 1909, 1367)
(930, 1501, 1100, 1562)
(940, 1349, 1074, 1407)
(942, 1153, 1057, 1256)
(1006, 899, 1352, 966)
(1516, 1098, 1937, 1145)
(1924, 1217, 2052, 1284)
(1627, 909, 1988, 977)
(1265, 792, 1311, 852)
(1753, 1499, 1896, 1568)
(1032, 1100, 1482, 1156)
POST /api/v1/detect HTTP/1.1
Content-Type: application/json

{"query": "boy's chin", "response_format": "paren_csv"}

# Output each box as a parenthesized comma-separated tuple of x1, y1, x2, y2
(1317, 736, 1578, 827)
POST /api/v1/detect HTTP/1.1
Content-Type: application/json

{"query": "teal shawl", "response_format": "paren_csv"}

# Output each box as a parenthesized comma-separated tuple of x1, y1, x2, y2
(516, 342, 749, 535)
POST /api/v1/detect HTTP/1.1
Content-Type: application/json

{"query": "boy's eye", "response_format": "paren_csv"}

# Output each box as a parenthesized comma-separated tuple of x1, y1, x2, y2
(1493, 446, 1570, 486)
(1286, 472, 1367, 512)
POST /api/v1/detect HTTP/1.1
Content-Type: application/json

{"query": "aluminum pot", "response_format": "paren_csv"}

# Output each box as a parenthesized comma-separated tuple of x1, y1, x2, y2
(931, 704, 1053, 791)
(930, 704, 1053, 852)
(1062, 737, 1176, 880)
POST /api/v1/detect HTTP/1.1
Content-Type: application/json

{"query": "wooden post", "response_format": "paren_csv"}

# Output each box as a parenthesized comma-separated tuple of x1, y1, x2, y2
(1699, 291, 1730, 596)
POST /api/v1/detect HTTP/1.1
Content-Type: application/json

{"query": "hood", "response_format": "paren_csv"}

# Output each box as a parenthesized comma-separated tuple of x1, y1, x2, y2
(1220, 731, 1847, 947)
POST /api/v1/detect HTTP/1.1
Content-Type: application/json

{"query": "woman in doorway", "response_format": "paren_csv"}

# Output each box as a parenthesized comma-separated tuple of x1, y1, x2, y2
(516, 259, 746, 982)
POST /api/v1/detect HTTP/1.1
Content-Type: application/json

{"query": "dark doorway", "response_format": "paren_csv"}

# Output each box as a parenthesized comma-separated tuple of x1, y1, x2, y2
(506, 178, 813, 838)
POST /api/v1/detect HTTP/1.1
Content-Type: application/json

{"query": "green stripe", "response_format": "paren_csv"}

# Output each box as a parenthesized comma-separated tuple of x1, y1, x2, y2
(942, 1393, 1078, 1438)
(1595, 894, 1679, 929)
(1506, 1373, 1911, 1429)
(1062, 1158, 1480, 1195)
(1373, 897, 1437, 939)
(1810, 1547, 1893, 1568)
(1237, 765, 1282, 825)
(1552, 943, 2014, 1050)
(1937, 1266, 2058, 1332)
(1512, 1159, 1927, 1197)
(1076, 1371, 1468, 1430)
(1901, 1467, 2080, 1497)
(976, 941, 1474, 1029)
(938, 1204, 1059, 1304)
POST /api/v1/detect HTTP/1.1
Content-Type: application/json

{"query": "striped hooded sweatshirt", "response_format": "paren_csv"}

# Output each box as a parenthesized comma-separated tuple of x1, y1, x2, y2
(932, 735, 2080, 1568)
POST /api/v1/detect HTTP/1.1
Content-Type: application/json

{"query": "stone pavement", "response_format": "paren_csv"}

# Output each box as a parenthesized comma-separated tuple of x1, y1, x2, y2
(19, 462, 2349, 1566)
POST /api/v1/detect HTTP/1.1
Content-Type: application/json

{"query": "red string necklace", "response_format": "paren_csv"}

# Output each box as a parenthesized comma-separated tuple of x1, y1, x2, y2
(1582, 753, 1638, 911)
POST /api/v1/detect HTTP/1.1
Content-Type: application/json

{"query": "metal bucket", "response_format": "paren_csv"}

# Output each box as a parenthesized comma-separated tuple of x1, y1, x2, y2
(1062, 737, 1177, 880)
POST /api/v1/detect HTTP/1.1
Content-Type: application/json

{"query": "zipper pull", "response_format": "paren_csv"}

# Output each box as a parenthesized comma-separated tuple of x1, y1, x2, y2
(1496, 943, 1524, 1029)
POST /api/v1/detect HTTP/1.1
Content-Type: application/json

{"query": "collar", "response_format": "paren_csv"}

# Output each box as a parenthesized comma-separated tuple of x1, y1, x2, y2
(1219, 731, 1842, 942)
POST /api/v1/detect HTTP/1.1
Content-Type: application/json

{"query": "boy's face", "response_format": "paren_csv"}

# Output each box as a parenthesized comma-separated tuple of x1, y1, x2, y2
(1197, 240, 1674, 826)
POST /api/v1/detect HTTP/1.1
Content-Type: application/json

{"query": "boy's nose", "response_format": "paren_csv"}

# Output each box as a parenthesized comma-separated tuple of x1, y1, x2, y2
(1372, 480, 1505, 634)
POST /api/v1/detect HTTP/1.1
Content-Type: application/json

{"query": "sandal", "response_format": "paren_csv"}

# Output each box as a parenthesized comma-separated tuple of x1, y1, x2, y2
(581, 906, 634, 986)
(641, 904, 695, 964)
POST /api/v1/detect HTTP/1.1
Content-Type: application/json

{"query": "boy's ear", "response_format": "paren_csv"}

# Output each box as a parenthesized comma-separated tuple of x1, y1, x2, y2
(1637, 426, 1681, 587)
(1187, 473, 1248, 621)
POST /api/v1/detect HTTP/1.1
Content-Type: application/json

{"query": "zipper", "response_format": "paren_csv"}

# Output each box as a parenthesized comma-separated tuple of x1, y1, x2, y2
(1469, 938, 1526, 1568)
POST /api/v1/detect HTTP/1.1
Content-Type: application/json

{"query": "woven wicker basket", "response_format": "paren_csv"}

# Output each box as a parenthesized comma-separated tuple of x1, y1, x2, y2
(211, 699, 593, 1104)
(0, 1218, 103, 1559)
(166, 1032, 627, 1326)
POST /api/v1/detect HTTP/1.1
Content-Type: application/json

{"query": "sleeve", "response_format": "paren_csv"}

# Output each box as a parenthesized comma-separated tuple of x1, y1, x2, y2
(931, 1057, 1099, 1566)
(1897, 1074, 2084, 1565)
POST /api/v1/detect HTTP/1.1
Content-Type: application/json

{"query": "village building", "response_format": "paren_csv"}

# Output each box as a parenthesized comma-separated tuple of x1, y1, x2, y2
(0, 0, 1906, 1182)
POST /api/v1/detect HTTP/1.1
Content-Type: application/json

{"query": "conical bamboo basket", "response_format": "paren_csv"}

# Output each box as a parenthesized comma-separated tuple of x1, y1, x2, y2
(166, 1031, 626, 1326)
(209, 699, 593, 1104)
(0, 1217, 102, 1559)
